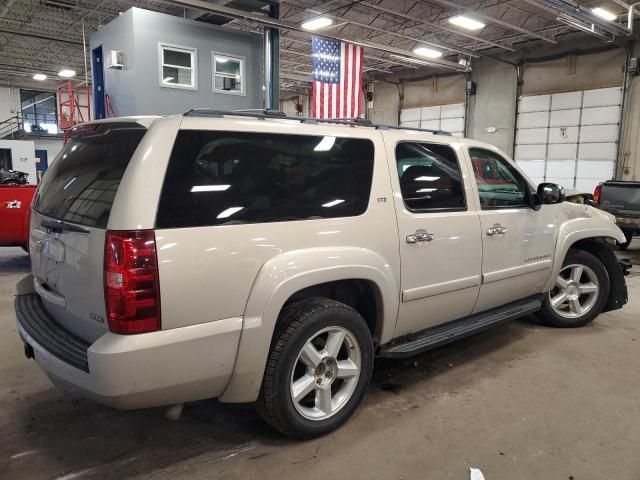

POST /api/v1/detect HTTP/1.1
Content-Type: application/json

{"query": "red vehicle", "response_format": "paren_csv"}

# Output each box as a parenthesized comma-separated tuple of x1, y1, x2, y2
(0, 184, 36, 249)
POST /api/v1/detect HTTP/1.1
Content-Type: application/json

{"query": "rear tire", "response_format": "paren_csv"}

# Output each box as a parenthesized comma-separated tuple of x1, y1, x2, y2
(256, 298, 374, 439)
(538, 250, 610, 328)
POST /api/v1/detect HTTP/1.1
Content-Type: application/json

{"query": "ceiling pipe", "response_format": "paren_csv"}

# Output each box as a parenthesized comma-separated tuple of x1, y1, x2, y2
(157, 0, 468, 71)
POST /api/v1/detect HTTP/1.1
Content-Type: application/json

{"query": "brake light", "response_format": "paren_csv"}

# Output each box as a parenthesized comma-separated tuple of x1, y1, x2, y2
(104, 230, 161, 334)
(593, 183, 602, 205)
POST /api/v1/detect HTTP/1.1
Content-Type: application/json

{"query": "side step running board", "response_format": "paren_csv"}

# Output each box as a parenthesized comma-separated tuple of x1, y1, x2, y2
(380, 296, 542, 358)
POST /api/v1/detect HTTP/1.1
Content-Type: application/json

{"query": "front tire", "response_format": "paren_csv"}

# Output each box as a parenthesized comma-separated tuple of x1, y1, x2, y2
(618, 229, 633, 250)
(257, 298, 374, 439)
(539, 250, 610, 328)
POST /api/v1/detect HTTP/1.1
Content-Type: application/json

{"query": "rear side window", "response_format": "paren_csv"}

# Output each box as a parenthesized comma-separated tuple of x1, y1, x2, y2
(156, 131, 375, 228)
(34, 123, 146, 228)
(395, 142, 466, 212)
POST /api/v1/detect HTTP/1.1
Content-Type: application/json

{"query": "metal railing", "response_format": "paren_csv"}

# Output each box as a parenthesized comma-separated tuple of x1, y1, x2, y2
(0, 114, 24, 140)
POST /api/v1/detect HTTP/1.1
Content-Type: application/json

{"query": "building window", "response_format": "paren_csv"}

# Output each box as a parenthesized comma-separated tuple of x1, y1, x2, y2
(21, 90, 58, 134)
(159, 43, 197, 89)
(212, 52, 245, 95)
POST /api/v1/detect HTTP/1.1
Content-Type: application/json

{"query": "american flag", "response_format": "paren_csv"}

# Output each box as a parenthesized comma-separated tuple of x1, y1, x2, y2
(312, 36, 363, 119)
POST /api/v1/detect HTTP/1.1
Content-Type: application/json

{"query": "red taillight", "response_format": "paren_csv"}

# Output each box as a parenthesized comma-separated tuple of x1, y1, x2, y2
(594, 183, 602, 205)
(104, 230, 161, 334)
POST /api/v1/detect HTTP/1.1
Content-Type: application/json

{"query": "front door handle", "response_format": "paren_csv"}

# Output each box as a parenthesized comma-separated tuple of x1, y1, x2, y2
(486, 223, 508, 236)
(406, 229, 435, 244)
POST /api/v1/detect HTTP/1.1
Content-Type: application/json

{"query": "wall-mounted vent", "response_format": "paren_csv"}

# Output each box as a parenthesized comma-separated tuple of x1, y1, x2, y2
(105, 51, 124, 69)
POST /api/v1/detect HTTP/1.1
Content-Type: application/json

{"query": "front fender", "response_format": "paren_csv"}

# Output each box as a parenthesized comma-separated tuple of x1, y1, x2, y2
(544, 214, 625, 292)
(219, 247, 398, 403)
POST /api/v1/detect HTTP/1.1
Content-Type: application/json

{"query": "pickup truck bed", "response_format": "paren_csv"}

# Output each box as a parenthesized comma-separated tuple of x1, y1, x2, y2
(0, 184, 36, 248)
(597, 180, 640, 248)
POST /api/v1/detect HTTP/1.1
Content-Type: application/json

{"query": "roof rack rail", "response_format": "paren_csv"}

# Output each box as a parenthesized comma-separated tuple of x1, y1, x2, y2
(182, 109, 451, 136)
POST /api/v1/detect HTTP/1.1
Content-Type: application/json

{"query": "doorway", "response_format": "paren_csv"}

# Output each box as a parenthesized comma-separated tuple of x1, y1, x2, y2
(93, 46, 106, 119)
(0, 148, 12, 170)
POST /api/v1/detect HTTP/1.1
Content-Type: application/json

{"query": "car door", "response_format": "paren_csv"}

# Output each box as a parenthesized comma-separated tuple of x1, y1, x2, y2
(385, 135, 483, 338)
(467, 146, 557, 313)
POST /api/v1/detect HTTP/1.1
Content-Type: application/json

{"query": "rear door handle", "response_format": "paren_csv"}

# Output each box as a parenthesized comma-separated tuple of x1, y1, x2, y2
(486, 224, 508, 236)
(406, 229, 435, 244)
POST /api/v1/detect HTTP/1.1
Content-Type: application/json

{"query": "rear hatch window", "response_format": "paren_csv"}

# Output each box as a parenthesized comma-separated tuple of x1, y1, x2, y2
(34, 122, 147, 228)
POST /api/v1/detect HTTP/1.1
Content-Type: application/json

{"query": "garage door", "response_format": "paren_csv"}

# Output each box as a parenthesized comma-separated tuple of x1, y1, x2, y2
(515, 87, 621, 193)
(399, 103, 465, 137)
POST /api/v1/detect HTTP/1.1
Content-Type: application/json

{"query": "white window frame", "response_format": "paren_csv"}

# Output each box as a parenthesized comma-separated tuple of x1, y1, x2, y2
(212, 51, 245, 96)
(158, 42, 197, 90)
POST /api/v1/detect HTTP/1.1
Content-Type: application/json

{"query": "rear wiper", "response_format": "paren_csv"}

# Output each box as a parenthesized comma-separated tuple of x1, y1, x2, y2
(41, 218, 90, 234)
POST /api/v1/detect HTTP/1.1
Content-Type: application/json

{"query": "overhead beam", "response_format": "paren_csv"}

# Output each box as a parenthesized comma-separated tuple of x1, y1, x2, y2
(423, 0, 557, 44)
(155, 0, 469, 70)
(280, 0, 480, 57)
(0, 27, 84, 46)
(356, 1, 515, 51)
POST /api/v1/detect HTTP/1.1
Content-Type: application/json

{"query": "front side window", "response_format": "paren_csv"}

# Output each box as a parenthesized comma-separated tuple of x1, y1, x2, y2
(159, 44, 197, 89)
(395, 142, 466, 212)
(156, 131, 375, 228)
(212, 53, 244, 95)
(469, 148, 528, 209)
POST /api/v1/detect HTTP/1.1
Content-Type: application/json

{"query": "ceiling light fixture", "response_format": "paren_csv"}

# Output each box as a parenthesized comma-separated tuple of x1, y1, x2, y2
(448, 15, 486, 31)
(58, 69, 76, 78)
(301, 17, 334, 31)
(33, 73, 47, 81)
(592, 7, 617, 21)
(413, 47, 443, 59)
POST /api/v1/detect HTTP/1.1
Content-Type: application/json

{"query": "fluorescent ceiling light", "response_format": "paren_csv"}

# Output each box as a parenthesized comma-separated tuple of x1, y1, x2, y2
(58, 69, 76, 78)
(449, 15, 486, 30)
(415, 176, 440, 182)
(163, 77, 174, 82)
(217, 58, 229, 63)
(417, 188, 437, 193)
(314, 136, 336, 152)
(217, 206, 244, 219)
(592, 7, 617, 21)
(413, 47, 443, 59)
(302, 17, 334, 31)
(190, 185, 231, 192)
(322, 199, 345, 208)
(33, 73, 47, 81)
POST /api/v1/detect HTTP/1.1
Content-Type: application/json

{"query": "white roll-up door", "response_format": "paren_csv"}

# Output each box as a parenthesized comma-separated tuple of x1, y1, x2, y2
(399, 102, 465, 137)
(514, 87, 621, 192)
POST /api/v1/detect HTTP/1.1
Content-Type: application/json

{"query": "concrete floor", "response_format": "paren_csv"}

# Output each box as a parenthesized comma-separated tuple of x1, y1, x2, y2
(1, 245, 639, 480)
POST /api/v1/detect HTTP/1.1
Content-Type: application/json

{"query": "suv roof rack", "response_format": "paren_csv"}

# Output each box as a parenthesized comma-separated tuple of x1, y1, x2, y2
(183, 108, 452, 136)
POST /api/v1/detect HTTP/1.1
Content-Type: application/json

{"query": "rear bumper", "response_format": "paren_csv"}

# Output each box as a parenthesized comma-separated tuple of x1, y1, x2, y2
(15, 293, 242, 409)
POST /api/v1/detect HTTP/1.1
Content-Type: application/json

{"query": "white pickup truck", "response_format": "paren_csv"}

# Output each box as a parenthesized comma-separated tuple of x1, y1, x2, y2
(15, 110, 628, 439)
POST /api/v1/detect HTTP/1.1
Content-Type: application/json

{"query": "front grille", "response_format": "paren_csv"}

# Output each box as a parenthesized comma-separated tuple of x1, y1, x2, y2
(15, 294, 90, 372)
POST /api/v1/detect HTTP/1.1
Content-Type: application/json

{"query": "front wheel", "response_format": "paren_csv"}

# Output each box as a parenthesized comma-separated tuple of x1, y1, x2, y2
(257, 298, 374, 439)
(538, 250, 610, 328)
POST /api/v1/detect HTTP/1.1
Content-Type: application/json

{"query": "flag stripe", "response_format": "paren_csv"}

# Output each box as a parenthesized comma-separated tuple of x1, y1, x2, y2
(312, 36, 363, 119)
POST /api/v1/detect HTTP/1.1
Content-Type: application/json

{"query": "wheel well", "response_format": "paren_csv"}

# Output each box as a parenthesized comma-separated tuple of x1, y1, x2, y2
(569, 237, 615, 256)
(282, 279, 383, 343)
(565, 236, 627, 313)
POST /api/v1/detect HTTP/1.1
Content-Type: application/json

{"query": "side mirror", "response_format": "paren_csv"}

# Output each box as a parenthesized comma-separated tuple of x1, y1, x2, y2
(537, 183, 565, 205)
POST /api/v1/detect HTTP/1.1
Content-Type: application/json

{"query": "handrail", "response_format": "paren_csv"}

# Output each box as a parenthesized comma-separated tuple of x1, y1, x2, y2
(0, 114, 23, 139)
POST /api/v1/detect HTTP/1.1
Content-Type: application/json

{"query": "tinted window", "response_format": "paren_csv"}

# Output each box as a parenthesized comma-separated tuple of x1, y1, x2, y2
(395, 142, 466, 212)
(469, 148, 528, 209)
(156, 131, 374, 228)
(34, 123, 146, 228)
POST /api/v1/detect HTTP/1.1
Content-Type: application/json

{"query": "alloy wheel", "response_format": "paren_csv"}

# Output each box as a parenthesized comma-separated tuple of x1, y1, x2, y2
(549, 263, 600, 319)
(290, 326, 361, 421)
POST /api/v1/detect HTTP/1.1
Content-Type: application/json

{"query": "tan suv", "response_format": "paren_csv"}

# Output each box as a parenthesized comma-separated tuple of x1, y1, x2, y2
(15, 110, 628, 438)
